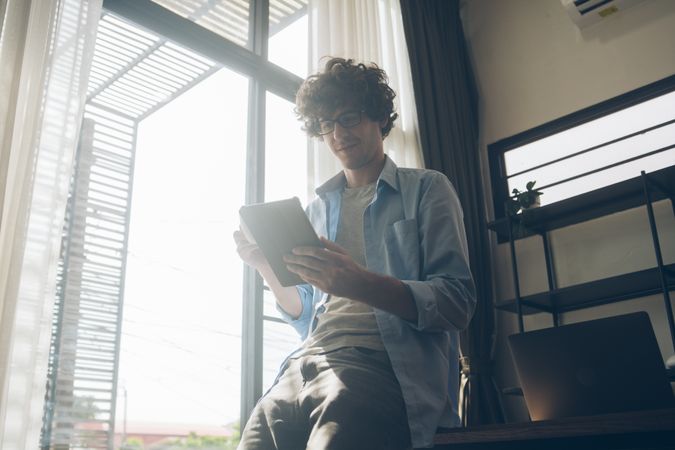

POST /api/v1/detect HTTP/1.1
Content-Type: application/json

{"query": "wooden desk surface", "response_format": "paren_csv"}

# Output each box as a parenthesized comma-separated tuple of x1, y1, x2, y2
(434, 408, 675, 449)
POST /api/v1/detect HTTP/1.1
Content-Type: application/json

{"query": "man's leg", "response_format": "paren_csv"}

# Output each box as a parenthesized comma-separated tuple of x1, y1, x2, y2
(301, 347, 412, 450)
(238, 358, 308, 450)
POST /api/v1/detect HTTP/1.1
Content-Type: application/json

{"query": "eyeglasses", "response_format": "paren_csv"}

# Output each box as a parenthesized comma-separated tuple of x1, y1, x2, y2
(317, 110, 364, 135)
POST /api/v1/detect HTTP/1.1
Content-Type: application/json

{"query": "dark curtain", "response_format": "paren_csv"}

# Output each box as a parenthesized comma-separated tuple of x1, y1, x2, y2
(400, 0, 504, 426)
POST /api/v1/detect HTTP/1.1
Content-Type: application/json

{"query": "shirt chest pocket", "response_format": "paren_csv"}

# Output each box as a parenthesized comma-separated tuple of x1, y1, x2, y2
(383, 218, 420, 280)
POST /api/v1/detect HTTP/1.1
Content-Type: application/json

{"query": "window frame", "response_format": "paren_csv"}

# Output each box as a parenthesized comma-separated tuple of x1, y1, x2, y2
(103, 0, 306, 430)
(488, 74, 675, 221)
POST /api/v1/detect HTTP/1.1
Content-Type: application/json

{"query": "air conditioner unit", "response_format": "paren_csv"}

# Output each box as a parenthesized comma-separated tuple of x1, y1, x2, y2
(561, 0, 647, 29)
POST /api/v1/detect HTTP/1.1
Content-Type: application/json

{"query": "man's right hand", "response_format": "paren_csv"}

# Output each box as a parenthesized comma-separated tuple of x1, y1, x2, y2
(232, 229, 303, 319)
(233, 229, 268, 270)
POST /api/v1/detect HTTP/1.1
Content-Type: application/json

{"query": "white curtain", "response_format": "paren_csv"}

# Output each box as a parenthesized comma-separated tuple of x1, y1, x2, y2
(0, 0, 101, 448)
(307, 0, 423, 191)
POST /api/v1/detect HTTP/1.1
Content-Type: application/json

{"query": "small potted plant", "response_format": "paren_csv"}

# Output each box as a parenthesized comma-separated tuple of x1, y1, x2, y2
(508, 181, 543, 215)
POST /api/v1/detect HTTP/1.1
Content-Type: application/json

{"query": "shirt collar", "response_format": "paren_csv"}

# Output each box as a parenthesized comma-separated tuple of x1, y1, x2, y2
(315, 155, 400, 197)
(378, 155, 399, 192)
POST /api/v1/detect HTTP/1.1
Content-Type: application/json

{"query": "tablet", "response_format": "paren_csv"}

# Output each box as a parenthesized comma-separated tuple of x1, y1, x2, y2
(239, 197, 323, 287)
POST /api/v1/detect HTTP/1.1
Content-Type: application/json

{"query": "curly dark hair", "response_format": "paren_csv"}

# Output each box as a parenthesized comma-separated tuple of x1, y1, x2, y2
(295, 57, 398, 139)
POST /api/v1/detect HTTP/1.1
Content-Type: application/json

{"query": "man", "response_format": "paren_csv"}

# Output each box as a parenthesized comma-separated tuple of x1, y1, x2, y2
(233, 57, 476, 450)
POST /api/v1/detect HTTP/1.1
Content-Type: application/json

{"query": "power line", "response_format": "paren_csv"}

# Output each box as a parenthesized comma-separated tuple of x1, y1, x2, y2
(120, 331, 239, 365)
(122, 316, 243, 339)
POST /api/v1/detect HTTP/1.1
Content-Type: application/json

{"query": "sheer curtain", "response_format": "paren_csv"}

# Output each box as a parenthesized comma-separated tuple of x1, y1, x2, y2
(307, 0, 423, 190)
(0, 0, 101, 448)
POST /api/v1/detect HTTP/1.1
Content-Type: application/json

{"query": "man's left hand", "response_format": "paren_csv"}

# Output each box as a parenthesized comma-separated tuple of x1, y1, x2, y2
(284, 237, 369, 298)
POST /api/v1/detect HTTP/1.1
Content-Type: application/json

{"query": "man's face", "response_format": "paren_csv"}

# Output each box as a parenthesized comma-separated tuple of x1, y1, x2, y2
(320, 107, 385, 171)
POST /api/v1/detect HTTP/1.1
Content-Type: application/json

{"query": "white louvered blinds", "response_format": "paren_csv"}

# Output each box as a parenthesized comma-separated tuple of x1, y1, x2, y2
(147, 0, 308, 48)
(41, 112, 135, 449)
(41, 11, 225, 449)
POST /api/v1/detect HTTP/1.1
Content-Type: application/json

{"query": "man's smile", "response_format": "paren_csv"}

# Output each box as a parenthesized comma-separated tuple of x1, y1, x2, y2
(336, 143, 358, 151)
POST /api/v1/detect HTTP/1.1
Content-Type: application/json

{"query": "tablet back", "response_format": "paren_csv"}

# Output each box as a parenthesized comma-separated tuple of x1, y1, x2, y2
(508, 311, 674, 421)
(239, 197, 322, 287)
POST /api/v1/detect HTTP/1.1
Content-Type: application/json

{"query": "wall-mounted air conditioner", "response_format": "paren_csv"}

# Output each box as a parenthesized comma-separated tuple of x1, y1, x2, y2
(561, 0, 647, 29)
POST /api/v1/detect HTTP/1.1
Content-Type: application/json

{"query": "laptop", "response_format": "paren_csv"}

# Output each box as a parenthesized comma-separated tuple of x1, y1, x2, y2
(508, 311, 675, 421)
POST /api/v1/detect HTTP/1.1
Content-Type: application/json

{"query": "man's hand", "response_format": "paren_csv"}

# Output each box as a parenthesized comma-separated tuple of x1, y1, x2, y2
(233, 229, 302, 318)
(233, 229, 268, 270)
(285, 237, 418, 322)
(283, 237, 369, 299)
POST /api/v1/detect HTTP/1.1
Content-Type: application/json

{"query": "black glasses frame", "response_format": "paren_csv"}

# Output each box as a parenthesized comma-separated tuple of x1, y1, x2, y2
(317, 110, 365, 135)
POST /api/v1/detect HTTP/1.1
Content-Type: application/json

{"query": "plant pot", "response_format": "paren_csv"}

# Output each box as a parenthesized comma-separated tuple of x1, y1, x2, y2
(522, 195, 541, 210)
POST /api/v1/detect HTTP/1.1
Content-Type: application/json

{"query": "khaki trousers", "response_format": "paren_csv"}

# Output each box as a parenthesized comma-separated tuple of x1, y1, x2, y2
(238, 346, 412, 450)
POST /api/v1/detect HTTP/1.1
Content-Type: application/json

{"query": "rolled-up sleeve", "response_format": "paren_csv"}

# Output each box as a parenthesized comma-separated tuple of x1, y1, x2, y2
(402, 173, 476, 332)
(275, 283, 314, 340)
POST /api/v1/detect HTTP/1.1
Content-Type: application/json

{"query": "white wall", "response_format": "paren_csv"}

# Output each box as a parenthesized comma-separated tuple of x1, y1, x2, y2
(461, 0, 675, 421)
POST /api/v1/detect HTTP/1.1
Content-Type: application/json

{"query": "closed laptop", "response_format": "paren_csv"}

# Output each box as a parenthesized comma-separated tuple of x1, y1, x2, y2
(508, 311, 675, 421)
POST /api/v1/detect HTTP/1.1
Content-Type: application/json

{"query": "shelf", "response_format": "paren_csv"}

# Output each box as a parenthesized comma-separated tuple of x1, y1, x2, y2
(434, 408, 675, 449)
(488, 165, 675, 241)
(495, 264, 675, 315)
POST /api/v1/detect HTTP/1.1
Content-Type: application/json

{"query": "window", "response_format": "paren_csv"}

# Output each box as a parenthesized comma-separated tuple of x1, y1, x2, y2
(261, 92, 307, 390)
(149, 0, 251, 48)
(41, 1, 309, 448)
(488, 75, 675, 220)
(268, 4, 308, 77)
(120, 65, 248, 434)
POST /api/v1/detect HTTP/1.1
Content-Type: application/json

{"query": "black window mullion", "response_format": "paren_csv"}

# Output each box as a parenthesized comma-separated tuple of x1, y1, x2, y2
(250, 0, 269, 59)
(240, 79, 266, 430)
(240, 0, 270, 430)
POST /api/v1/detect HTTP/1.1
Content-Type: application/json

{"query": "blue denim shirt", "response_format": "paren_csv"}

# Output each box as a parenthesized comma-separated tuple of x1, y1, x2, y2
(277, 156, 476, 448)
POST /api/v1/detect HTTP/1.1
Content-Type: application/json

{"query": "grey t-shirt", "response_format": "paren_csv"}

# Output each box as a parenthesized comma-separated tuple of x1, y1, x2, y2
(298, 182, 385, 355)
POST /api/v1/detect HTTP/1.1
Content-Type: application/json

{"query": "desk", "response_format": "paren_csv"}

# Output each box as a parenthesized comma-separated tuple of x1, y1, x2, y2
(434, 409, 675, 449)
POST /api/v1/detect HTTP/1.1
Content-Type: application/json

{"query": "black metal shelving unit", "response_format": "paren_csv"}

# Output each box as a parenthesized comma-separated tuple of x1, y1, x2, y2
(488, 165, 675, 390)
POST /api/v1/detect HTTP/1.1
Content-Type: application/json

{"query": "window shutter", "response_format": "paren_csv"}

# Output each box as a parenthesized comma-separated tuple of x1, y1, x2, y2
(41, 111, 135, 449)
